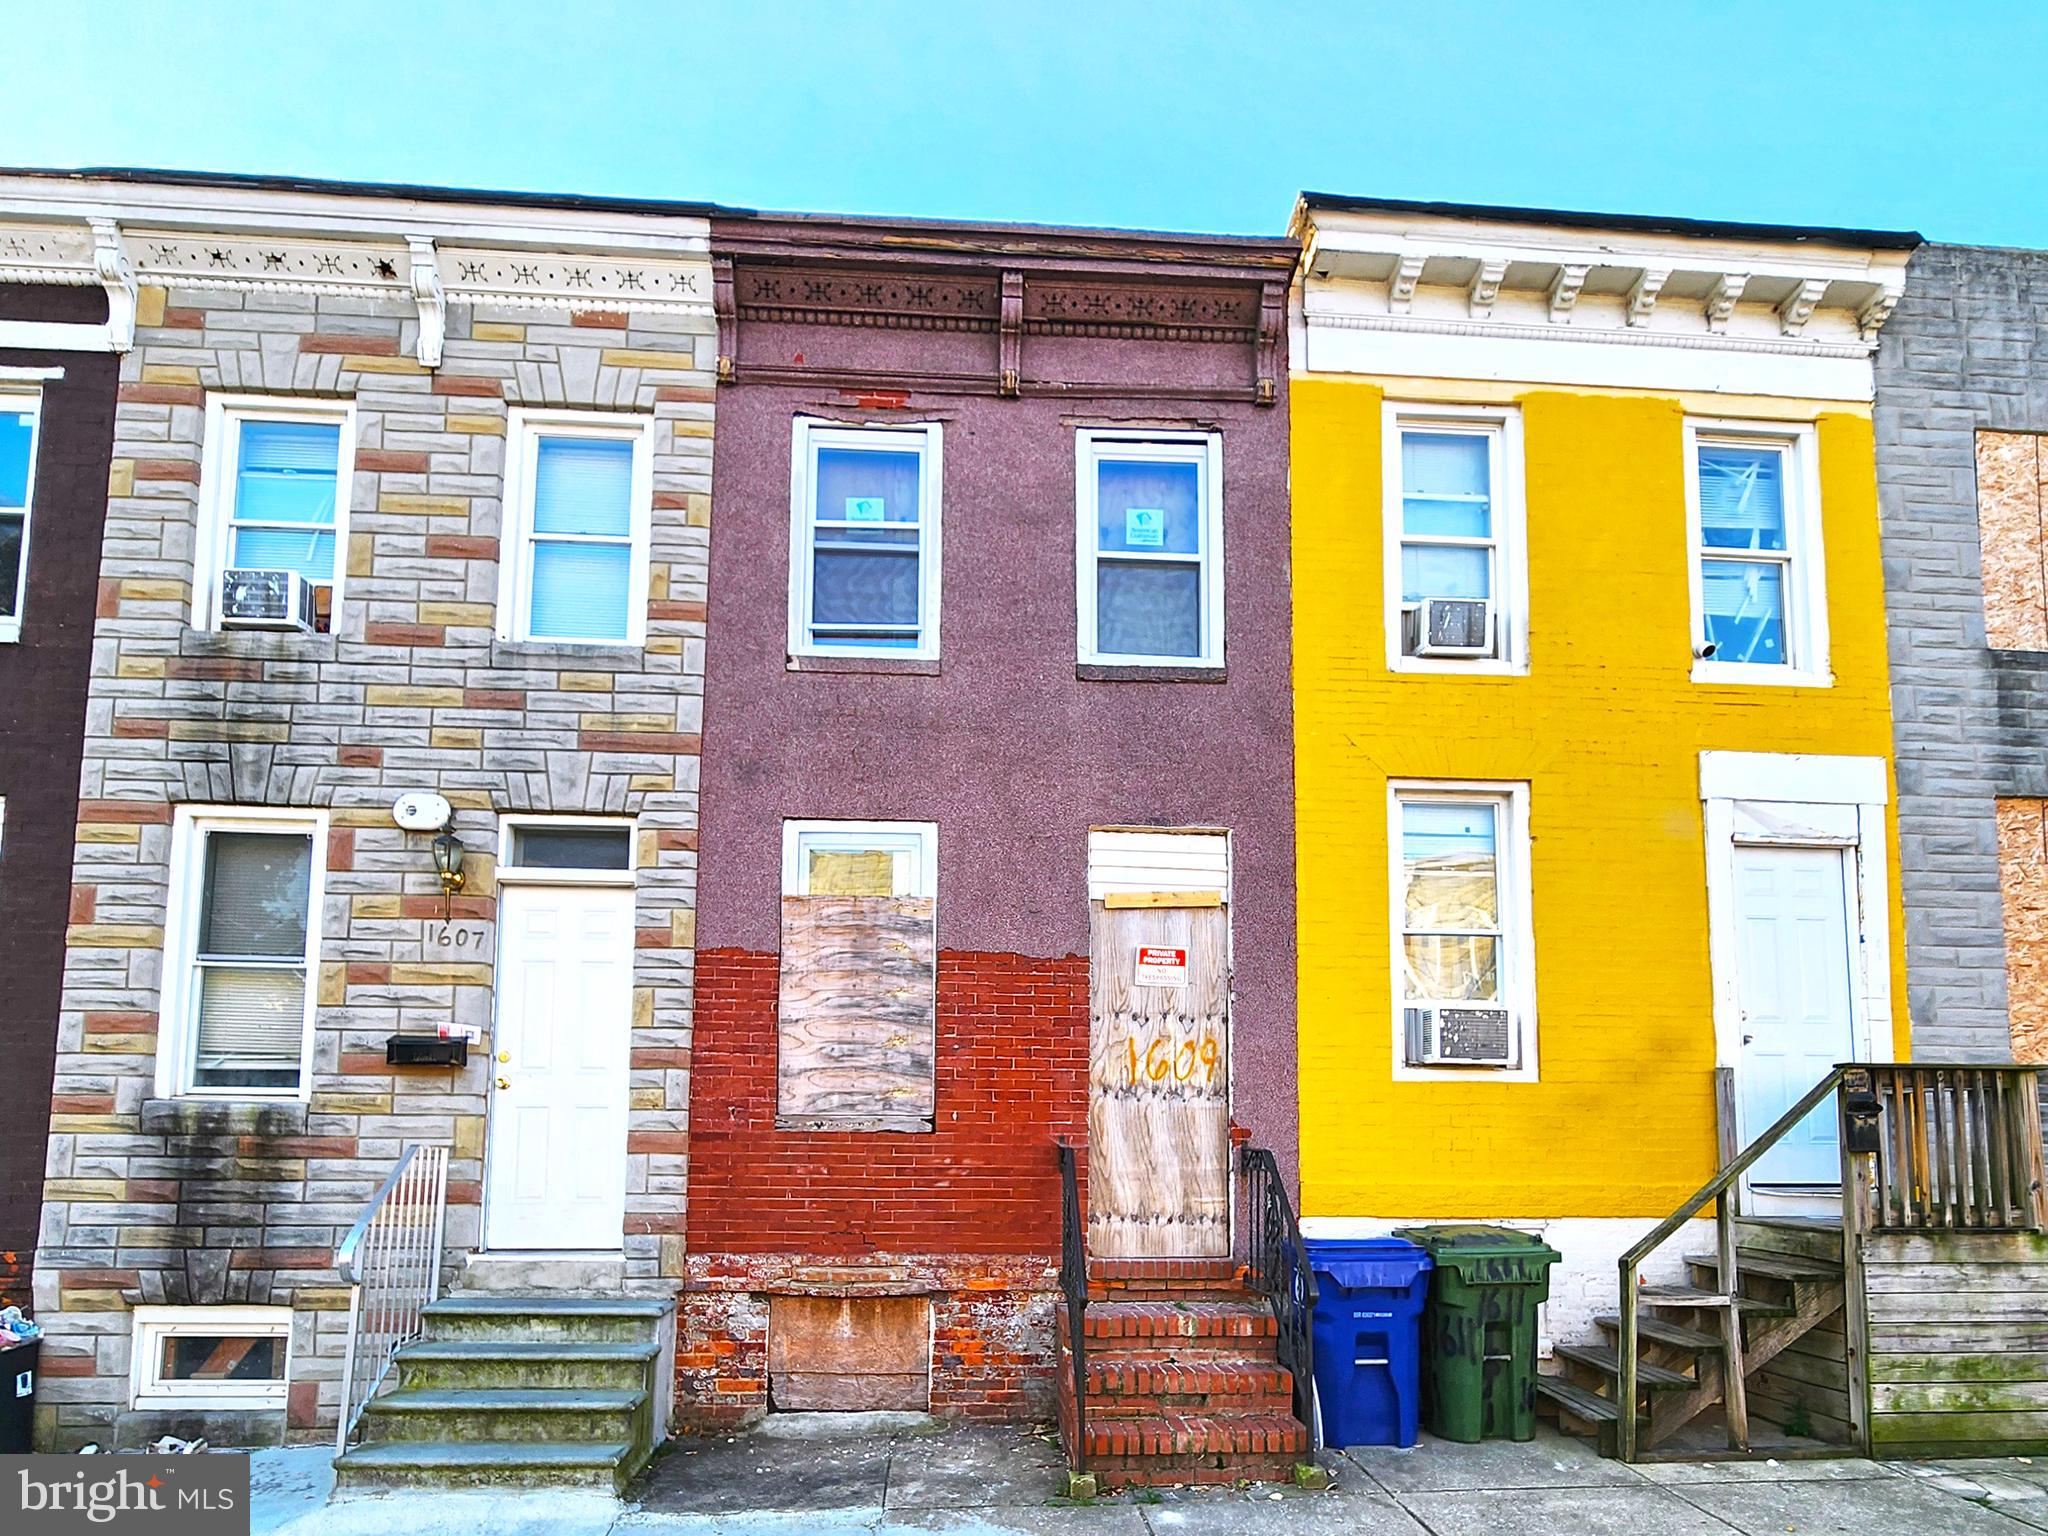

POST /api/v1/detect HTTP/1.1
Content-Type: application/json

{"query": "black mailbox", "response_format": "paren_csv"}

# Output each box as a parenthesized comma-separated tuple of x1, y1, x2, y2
(386, 1034, 468, 1068)
(1841, 1066, 1883, 1155)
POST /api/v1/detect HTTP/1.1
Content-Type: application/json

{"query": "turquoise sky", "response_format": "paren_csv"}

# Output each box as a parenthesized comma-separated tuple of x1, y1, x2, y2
(3, 1, 2039, 245)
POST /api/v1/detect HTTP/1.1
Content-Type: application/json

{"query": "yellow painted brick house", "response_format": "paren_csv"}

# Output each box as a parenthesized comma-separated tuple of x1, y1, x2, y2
(1287, 195, 1917, 1340)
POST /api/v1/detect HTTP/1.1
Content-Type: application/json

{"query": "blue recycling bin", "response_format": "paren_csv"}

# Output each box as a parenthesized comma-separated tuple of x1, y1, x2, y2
(1305, 1237, 1432, 1448)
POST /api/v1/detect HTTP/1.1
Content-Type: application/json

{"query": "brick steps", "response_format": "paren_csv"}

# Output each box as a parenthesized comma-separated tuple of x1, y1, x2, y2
(1056, 1289, 1308, 1488)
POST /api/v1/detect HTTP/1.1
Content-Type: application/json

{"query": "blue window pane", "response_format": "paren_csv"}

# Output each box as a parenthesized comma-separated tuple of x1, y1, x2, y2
(815, 447, 920, 525)
(0, 512, 21, 619)
(1402, 801, 1496, 860)
(533, 437, 634, 537)
(1402, 432, 1490, 538)
(1401, 543, 1490, 602)
(235, 421, 339, 526)
(230, 526, 335, 583)
(812, 549, 920, 631)
(1702, 559, 1786, 665)
(1096, 561, 1200, 657)
(1097, 459, 1202, 555)
(1697, 444, 1787, 552)
(0, 411, 33, 508)
(530, 541, 630, 639)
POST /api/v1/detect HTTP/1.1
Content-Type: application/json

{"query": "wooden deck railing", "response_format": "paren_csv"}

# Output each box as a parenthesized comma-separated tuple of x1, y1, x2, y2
(1865, 1065, 2048, 1232)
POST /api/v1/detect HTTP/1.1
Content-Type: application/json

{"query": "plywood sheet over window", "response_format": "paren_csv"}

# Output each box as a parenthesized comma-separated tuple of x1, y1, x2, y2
(768, 1295, 930, 1411)
(1976, 431, 2048, 651)
(777, 895, 937, 1131)
(1996, 798, 2048, 1064)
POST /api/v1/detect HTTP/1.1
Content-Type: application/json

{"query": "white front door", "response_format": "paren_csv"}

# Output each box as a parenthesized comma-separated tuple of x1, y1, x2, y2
(1733, 845, 1858, 1189)
(484, 883, 633, 1250)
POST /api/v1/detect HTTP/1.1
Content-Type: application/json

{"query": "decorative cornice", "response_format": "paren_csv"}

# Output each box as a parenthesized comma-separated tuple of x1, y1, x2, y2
(1776, 278, 1826, 337)
(1857, 290, 1899, 342)
(0, 223, 98, 286)
(1548, 263, 1590, 323)
(407, 236, 445, 368)
(1302, 306, 1875, 361)
(1703, 271, 1748, 334)
(1624, 268, 1668, 327)
(1388, 254, 1426, 315)
(998, 270, 1023, 398)
(1468, 258, 1507, 319)
(90, 218, 137, 352)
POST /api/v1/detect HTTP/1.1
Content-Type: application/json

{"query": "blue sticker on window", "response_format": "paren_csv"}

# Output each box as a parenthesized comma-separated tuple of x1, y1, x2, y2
(845, 496, 886, 523)
(1124, 507, 1165, 548)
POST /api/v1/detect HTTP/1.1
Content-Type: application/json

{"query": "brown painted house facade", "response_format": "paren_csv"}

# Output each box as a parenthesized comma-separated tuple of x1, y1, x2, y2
(682, 214, 1299, 1428)
(0, 280, 119, 1308)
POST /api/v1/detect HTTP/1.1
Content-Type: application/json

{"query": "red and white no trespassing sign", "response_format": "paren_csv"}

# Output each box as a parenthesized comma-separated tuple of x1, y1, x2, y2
(1134, 946, 1189, 987)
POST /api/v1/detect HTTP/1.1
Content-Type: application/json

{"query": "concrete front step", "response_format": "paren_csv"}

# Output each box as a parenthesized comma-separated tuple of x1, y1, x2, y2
(422, 1293, 671, 1344)
(358, 1387, 646, 1445)
(396, 1339, 660, 1393)
(332, 1439, 636, 1494)
(459, 1252, 627, 1294)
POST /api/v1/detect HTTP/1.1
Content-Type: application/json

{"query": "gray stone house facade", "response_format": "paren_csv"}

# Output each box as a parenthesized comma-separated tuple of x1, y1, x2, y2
(1874, 242, 2048, 1065)
(1, 171, 720, 1447)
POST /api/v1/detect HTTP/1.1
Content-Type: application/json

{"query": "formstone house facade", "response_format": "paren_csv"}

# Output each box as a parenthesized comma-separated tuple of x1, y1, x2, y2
(8, 171, 721, 1448)
(1873, 243, 2048, 1068)
(0, 272, 121, 1308)
(682, 212, 1302, 1475)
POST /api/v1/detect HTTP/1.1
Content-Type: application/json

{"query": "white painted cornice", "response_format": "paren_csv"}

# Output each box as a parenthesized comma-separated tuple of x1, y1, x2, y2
(0, 175, 715, 358)
(1294, 205, 1911, 402)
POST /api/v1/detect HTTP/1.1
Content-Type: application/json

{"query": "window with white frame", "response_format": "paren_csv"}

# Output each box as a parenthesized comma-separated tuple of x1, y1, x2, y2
(131, 1306, 291, 1411)
(160, 810, 324, 1098)
(1687, 421, 1827, 681)
(1077, 430, 1223, 667)
(788, 419, 941, 658)
(1384, 406, 1524, 669)
(1391, 784, 1535, 1074)
(781, 819, 937, 899)
(0, 391, 42, 641)
(197, 397, 355, 630)
(497, 409, 655, 645)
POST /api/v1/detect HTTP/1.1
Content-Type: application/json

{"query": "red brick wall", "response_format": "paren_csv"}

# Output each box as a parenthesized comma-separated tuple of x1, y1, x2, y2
(687, 947, 1090, 1255)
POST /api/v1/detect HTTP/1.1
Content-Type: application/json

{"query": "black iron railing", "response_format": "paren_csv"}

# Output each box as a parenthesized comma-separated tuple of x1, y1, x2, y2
(1056, 1138, 1088, 1474)
(1241, 1145, 1318, 1449)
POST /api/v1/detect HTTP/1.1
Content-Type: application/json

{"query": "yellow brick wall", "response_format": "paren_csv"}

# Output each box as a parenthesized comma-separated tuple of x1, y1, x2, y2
(1292, 378, 1909, 1220)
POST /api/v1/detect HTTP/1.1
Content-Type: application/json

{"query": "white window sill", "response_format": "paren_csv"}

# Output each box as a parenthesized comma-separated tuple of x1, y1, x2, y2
(1077, 654, 1224, 671)
(1389, 656, 1527, 678)
(1391, 1062, 1541, 1085)
(1691, 662, 1834, 689)
(132, 1389, 288, 1413)
(0, 627, 18, 645)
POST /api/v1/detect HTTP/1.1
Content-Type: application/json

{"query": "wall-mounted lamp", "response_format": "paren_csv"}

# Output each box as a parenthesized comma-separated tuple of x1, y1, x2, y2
(431, 830, 467, 918)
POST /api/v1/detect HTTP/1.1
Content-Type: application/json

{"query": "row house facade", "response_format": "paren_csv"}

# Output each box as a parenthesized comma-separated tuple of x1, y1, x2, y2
(1873, 243, 2048, 1070)
(8, 170, 723, 1451)
(1287, 195, 1920, 1444)
(0, 272, 121, 1308)
(682, 214, 1302, 1474)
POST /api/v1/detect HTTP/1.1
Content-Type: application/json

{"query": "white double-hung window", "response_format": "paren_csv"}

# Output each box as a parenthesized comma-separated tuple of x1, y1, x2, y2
(1383, 404, 1524, 671)
(788, 419, 941, 659)
(1390, 783, 1535, 1077)
(1686, 420, 1827, 683)
(498, 409, 655, 645)
(781, 819, 937, 899)
(0, 391, 41, 641)
(1076, 429, 1223, 668)
(159, 808, 325, 1099)
(196, 396, 355, 629)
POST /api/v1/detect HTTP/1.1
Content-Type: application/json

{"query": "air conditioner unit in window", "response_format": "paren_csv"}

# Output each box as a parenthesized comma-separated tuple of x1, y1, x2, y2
(1404, 597, 1494, 658)
(1404, 1004, 1517, 1068)
(219, 569, 317, 632)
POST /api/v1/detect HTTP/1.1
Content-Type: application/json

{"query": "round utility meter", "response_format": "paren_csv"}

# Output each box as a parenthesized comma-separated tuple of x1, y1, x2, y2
(392, 791, 453, 832)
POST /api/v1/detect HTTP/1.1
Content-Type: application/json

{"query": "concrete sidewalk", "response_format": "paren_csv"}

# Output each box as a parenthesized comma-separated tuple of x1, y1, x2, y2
(255, 1414, 2048, 1534)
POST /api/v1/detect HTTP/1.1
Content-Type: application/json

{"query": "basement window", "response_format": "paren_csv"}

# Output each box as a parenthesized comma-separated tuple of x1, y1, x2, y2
(131, 1306, 291, 1411)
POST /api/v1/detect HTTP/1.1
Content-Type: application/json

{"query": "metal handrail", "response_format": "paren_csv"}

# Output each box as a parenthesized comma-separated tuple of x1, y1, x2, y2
(335, 1143, 450, 1453)
(1055, 1139, 1088, 1476)
(1241, 1146, 1319, 1450)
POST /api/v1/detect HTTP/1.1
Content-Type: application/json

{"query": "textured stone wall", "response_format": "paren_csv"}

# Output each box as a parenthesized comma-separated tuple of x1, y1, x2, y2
(33, 280, 714, 1447)
(1874, 245, 2048, 1060)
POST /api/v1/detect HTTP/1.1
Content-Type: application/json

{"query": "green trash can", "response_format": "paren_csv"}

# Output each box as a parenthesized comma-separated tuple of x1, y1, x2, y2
(1395, 1224, 1560, 1443)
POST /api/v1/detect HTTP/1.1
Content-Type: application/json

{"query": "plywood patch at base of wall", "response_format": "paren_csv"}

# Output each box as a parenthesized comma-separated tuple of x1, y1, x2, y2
(768, 1294, 931, 1412)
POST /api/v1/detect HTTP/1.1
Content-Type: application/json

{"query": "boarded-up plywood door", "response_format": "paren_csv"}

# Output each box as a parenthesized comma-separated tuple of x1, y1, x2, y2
(1088, 899, 1230, 1257)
